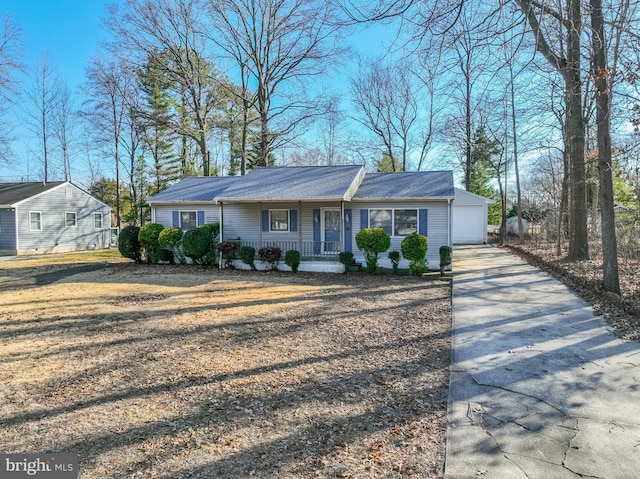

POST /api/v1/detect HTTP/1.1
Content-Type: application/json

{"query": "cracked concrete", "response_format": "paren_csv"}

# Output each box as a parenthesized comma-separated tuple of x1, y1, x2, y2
(444, 246, 640, 479)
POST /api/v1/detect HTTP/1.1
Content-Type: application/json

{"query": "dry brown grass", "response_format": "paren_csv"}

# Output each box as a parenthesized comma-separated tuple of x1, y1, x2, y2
(0, 252, 451, 478)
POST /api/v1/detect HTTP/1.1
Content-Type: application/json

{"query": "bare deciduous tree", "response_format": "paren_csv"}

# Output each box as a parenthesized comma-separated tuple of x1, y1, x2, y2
(0, 16, 22, 163)
(208, 0, 345, 167)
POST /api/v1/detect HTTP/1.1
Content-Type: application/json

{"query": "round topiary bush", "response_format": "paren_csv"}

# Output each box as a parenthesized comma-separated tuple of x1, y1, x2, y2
(439, 245, 452, 276)
(338, 251, 355, 273)
(138, 223, 165, 263)
(158, 227, 184, 264)
(182, 227, 211, 265)
(401, 232, 428, 276)
(118, 225, 141, 263)
(239, 246, 257, 270)
(388, 250, 400, 274)
(258, 246, 282, 271)
(355, 227, 391, 274)
(284, 249, 301, 273)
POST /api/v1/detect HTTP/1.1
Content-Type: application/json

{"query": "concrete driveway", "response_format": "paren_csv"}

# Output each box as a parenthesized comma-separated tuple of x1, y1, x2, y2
(445, 245, 640, 479)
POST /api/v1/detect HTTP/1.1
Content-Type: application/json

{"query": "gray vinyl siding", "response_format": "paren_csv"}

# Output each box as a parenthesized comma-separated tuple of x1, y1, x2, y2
(153, 204, 219, 228)
(351, 201, 451, 270)
(0, 208, 17, 251)
(15, 183, 111, 252)
(221, 202, 344, 245)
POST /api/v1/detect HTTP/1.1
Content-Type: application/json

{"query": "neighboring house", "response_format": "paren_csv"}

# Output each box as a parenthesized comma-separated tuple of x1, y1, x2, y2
(148, 165, 458, 272)
(452, 188, 496, 244)
(0, 181, 112, 256)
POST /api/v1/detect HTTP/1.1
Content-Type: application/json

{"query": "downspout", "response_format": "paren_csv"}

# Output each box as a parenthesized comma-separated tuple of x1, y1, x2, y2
(298, 201, 302, 253)
(258, 201, 262, 248)
(448, 198, 452, 247)
(14, 206, 19, 254)
(219, 202, 224, 268)
(340, 200, 344, 251)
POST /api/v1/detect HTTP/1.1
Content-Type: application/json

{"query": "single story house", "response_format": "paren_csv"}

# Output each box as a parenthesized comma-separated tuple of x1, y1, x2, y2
(0, 181, 112, 256)
(149, 165, 457, 272)
(452, 188, 495, 244)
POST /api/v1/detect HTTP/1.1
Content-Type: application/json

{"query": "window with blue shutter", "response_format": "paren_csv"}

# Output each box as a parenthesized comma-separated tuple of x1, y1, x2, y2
(289, 210, 298, 232)
(261, 210, 269, 232)
(172, 211, 179, 227)
(360, 209, 368, 229)
(197, 210, 205, 226)
(419, 209, 428, 236)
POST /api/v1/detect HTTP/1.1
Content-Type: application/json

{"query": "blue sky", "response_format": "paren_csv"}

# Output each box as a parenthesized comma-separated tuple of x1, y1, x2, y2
(0, 1, 397, 183)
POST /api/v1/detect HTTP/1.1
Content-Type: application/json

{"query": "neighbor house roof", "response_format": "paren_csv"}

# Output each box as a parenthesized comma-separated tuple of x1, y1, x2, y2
(215, 165, 365, 202)
(0, 181, 66, 207)
(148, 176, 243, 204)
(352, 171, 455, 200)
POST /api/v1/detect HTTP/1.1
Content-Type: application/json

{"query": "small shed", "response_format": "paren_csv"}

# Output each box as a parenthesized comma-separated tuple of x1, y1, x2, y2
(452, 188, 495, 244)
(0, 181, 112, 255)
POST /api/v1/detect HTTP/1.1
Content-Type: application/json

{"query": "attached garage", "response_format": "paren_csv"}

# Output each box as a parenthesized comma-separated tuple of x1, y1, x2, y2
(452, 188, 495, 244)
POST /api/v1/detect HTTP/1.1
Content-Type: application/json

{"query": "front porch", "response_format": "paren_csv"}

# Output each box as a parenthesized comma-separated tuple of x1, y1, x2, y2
(238, 240, 344, 261)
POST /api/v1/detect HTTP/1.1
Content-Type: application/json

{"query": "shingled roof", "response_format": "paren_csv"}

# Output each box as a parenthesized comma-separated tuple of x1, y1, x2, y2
(0, 181, 66, 206)
(148, 176, 243, 204)
(215, 165, 365, 202)
(353, 171, 455, 200)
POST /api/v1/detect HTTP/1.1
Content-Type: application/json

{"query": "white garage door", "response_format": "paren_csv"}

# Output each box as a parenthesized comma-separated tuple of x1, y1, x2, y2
(453, 205, 485, 244)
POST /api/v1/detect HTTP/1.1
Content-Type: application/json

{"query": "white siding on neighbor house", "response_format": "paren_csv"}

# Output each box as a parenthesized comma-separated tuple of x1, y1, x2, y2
(15, 183, 111, 253)
(351, 201, 451, 270)
(153, 204, 219, 228)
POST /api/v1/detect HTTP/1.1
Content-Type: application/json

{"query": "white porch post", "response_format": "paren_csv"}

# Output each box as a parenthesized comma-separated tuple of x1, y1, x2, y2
(298, 201, 302, 253)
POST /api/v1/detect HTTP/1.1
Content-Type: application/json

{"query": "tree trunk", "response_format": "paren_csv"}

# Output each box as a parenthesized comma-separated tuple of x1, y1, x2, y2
(591, 0, 621, 294)
(565, 0, 589, 260)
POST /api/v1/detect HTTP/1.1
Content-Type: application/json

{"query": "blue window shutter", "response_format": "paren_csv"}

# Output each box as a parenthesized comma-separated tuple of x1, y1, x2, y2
(360, 209, 368, 229)
(290, 209, 298, 232)
(343, 208, 352, 252)
(313, 209, 321, 254)
(419, 209, 428, 236)
(172, 211, 179, 227)
(261, 210, 269, 232)
(197, 210, 205, 226)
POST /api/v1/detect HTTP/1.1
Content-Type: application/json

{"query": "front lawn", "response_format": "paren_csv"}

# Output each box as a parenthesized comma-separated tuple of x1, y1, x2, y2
(0, 257, 451, 478)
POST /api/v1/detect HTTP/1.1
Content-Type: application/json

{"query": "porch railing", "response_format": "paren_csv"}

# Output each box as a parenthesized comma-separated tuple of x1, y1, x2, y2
(238, 240, 343, 261)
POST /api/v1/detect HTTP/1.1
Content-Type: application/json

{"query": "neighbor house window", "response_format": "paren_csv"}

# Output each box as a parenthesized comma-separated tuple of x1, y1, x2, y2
(270, 210, 289, 232)
(65, 212, 77, 227)
(94, 213, 103, 229)
(369, 208, 418, 237)
(180, 211, 197, 230)
(30, 211, 42, 231)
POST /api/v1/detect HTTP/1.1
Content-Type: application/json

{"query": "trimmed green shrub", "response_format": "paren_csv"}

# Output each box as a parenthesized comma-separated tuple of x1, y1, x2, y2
(401, 232, 428, 276)
(118, 225, 142, 263)
(258, 246, 282, 271)
(338, 251, 355, 273)
(239, 246, 257, 270)
(138, 223, 165, 264)
(284, 249, 301, 273)
(197, 223, 220, 266)
(218, 240, 240, 268)
(388, 250, 400, 275)
(158, 227, 184, 264)
(182, 227, 211, 265)
(439, 245, 452, 276)
(355, 227, 391, 274)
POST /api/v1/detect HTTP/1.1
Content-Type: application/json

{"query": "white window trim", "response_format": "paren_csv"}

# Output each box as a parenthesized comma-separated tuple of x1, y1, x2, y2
(269, 209, 289, 233)
(180, 210, 197, 230)
(369, 208, 418, 237)
(94, 212, 103, 229)
(65, 211, 77, 227)
(30, 211, 42, 232)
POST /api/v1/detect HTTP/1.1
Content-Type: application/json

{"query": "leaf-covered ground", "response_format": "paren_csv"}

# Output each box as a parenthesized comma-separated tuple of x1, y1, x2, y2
(0, 254, 451, 478)
(504, 238, 640, 341)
